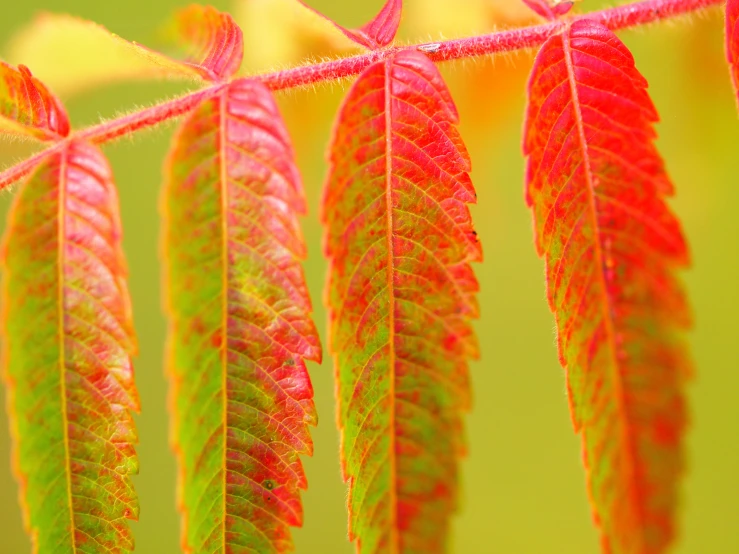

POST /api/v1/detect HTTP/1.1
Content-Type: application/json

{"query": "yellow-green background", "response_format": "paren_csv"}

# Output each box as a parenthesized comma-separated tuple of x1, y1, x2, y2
(0, 1, 736, 552)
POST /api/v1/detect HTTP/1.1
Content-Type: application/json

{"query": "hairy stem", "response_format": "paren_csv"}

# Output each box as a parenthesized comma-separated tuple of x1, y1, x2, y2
(76, 84, 228, 144)
(0, 0, 722, 189)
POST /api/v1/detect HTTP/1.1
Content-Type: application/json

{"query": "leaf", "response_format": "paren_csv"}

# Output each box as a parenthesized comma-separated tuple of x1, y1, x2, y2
(322, 49, 481, 553)
(1, 141, 139, 552)
(163, 78, 321, 553)
(164, 5, 244, 80)
(298, 0, 402, 50)
(521, 0, 574, 20)
(3, 7, 241, 97)
(727, 0, 739, 103)
(523, 19, 691, 553)
(0, 62, 69, 140)
(3, 14, 201, 96)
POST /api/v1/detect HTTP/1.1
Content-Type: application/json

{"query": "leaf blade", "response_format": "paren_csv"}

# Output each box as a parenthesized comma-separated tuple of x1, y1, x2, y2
(3, 7, 242, 97)
(727, 0, 739, 104)
(2, 141, 139, 553)
(523, 19, 691, 553)
(297, 0, 402, 49)
(322, 49, 480, 553)
(0, 62, 69, 140)
(163, 79, 320, 554)
(167, 5, 244, 80)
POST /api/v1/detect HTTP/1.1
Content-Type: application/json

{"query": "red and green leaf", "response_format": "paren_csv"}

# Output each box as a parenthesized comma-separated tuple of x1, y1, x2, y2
(727, 0, 739, 102)
(163, 78, 321, 553)
(0, 62, 69, 140)
(322, 49, 481, 553)
(1, 141, 139, 552)
(523, 19, 691, 553)
(298, 0, 402, 50)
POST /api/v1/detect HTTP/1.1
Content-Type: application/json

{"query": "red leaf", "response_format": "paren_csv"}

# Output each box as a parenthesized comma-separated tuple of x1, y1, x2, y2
(0, 62, 69, 140)
(522, 0, 574, 20)
(727, 0, 739, 103)
(170, 5, 244, 80)
(163, 78, 320, 552)
(523, 19, 691, 553)
(298, 0, 402, 50)
(322, 49, 481, 552)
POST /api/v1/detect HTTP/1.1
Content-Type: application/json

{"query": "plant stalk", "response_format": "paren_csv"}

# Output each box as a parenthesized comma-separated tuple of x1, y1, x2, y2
(0, 0, 723, 189)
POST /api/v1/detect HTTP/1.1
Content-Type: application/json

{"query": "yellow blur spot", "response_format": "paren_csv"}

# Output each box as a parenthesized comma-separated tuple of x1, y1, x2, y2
(4, 13, 205, 97)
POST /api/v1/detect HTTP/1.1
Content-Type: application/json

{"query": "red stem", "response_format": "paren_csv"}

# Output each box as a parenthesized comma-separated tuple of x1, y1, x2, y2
(0, 143, 67, 190)
(76, 83, 228, 144)
(0, 0, 723, 190)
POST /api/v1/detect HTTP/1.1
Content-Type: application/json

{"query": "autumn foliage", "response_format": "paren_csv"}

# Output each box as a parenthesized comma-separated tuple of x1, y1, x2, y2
(523, 19, 691, 552)
(0, 0, 735, 553)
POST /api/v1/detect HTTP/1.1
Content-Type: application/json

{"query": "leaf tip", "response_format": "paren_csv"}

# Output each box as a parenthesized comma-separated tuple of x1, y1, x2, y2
(170, 4, 244, 80)
(298, 0, 402, 50)
(0, 61, 70, 140)
(522, 0, 575, 20)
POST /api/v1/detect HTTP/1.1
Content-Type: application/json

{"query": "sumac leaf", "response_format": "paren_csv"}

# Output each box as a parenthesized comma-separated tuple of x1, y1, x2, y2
(1, 141, 139, 552)
(168, 5, 244, 80)
(3, 6, 242, 97)
(523, 19, 691, 553)
(727, 0, 739, 103)
(163, 78, 321, 553)
(0, 62, 69, 140)
(298, 0, 402, 49)
(521, 0, 574, 20)
(3, 14, 203, 97)
(322, 49, 481, 553)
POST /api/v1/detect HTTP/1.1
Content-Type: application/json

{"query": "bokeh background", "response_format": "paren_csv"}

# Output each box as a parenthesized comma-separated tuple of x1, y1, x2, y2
(0, 1, 737, 552)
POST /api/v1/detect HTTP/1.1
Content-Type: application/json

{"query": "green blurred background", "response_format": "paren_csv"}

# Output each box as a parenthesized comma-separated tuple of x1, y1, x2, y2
(0, 1, 737, 552)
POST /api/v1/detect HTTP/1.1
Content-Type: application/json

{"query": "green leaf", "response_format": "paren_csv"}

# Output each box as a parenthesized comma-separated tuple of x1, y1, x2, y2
(2, 141, 139, 553)
(163, 78, 321, 553)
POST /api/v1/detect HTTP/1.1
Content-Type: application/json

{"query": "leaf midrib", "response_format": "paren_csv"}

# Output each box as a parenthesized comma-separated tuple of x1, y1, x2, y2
(218, 87, 229, 552)
(383, 57, 399, 554)
(561, 26, 645, 548)
(57, 144, 78, 552)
